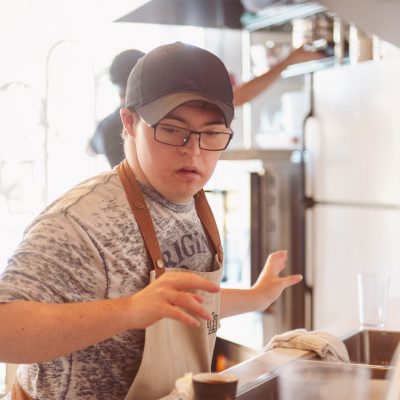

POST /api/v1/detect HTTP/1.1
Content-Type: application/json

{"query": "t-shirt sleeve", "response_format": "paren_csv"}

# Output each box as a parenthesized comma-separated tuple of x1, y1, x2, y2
(0, 212, 107, 304)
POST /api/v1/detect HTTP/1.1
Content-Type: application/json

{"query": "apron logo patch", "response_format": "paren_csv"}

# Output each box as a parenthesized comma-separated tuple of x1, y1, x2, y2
(207, 312, 218, 335)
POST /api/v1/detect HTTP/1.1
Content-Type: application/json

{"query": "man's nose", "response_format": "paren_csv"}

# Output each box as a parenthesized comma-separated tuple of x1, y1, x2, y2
(181, 132, 201, 155)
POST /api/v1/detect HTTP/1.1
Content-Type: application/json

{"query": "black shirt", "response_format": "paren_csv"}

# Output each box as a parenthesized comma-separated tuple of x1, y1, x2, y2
(89, 108, 124, 167)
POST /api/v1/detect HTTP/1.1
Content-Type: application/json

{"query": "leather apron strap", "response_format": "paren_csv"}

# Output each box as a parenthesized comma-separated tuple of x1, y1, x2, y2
(11, 380, 32, 400)
(117, 160, 166, 278)
(117, 160, 223, 274)
(194, 189, 224, 265)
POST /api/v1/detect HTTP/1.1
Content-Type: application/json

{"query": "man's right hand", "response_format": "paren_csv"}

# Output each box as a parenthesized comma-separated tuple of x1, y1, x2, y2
(127, 272, 220, 328)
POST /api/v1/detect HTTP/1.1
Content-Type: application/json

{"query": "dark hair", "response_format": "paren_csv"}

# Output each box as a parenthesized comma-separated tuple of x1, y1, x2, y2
(109, 49, 145, 96)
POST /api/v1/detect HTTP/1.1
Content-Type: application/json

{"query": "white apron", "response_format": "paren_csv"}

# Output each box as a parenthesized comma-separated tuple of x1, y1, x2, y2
(118, 160, 224, 400)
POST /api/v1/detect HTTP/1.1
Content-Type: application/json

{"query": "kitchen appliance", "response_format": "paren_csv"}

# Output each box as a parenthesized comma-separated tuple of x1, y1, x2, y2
(206, 149, 305, 328)
(304, 57, 400, 329)
(206, 150, 306, 370)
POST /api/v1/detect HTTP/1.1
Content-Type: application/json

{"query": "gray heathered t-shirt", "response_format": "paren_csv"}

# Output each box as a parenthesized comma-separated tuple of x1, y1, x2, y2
(0, 169, 214, 399)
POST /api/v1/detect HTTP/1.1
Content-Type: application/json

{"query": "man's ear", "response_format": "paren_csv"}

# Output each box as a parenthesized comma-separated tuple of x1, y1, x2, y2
(120, 108, 138, 137)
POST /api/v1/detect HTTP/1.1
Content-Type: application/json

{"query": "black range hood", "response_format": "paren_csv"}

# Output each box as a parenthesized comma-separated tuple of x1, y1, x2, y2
(115, 0, 246, 29)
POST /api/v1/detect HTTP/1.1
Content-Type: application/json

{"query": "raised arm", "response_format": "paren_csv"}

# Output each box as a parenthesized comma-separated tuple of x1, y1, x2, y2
(233, 46, 325, 107)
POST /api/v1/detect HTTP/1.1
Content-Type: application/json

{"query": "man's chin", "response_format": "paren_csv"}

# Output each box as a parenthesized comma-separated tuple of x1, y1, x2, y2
(168, 184, 202, 203)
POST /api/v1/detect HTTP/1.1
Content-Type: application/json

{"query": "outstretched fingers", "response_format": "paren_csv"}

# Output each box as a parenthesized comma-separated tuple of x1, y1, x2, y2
(265, 250, 288, 274)
(282, 274, 303, 288)
(265, 251, 303, 286)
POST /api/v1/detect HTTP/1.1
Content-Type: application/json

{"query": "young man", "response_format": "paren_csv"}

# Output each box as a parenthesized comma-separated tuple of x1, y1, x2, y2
(0, 42, 302, 400)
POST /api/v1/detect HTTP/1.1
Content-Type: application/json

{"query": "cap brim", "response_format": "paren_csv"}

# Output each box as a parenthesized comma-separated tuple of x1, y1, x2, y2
(135, 92, 234, 126)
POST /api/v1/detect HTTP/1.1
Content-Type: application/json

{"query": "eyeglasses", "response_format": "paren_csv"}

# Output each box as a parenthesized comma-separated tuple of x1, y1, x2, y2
(153, 123, 233, 151)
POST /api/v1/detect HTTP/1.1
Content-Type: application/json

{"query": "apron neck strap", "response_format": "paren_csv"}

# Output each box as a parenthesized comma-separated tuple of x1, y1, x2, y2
(117, 160, 165, 278)
(117, 160, 224, 278)
(194, 190, 224, 264)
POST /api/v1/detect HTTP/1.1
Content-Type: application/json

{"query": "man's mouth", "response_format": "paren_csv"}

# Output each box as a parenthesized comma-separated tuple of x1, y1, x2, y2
(177, 167, 200, 176)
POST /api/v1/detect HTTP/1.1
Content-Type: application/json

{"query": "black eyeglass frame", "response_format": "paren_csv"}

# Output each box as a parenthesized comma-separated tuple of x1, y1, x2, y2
(152, 123, 234, 151)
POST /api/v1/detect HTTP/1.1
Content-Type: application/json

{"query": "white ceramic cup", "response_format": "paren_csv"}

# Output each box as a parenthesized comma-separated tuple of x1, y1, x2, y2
(357, 272, 390, 328)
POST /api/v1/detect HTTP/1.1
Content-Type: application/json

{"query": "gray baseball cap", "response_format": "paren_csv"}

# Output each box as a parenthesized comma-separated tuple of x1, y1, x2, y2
(125, 42, 234, 127)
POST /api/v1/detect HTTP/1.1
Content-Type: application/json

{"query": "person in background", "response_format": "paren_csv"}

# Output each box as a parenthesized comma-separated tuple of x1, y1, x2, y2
(87, 49, 145, 167)
(232, 44, 324, 107)
(0, 41, 302, 400)
(89, 45, 322, 168)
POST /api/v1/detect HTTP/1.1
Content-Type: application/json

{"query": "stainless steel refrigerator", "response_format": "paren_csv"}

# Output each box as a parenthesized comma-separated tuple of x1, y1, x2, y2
(304, 57, 400, 329)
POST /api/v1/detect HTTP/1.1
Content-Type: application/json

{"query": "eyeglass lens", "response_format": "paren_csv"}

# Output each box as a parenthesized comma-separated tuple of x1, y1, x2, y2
(155, 124, 231, 150)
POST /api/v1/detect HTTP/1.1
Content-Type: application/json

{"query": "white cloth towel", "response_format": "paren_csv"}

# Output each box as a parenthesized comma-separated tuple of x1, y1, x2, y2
(159, 373, 194, 400)
(264, 328, 350, 363)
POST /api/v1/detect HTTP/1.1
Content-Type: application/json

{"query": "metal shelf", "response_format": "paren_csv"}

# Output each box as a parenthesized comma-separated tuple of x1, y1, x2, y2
(282, 56, 350, 77)
(240, 2, 327, 31)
